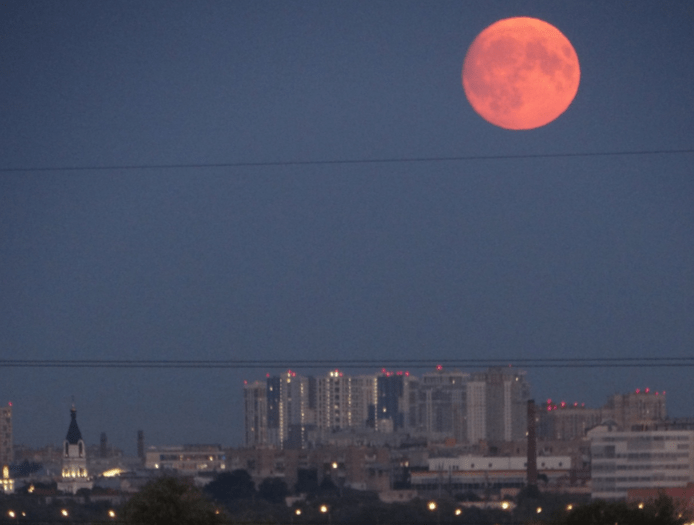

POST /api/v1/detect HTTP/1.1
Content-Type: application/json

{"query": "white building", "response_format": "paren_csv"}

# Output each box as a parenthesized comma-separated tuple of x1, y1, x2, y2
(317, 369, 354, 431)
(411, 454, 571, 495)
(145, 445, 226, 472)
(589, 424, 694, 500)
(57, 405, 93, 494)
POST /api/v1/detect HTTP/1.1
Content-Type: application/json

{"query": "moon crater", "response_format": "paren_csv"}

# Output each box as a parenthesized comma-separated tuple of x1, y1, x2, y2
(462, 17, 580, 130)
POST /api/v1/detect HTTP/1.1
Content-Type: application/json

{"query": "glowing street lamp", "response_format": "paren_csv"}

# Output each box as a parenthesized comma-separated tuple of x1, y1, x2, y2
(428, 501, 440, 525)
(61, 509, 69, 517)
(320, 504, 331, 525)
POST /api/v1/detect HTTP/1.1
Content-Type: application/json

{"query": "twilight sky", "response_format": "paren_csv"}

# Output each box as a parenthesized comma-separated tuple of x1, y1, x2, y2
(1, 1, 693, 455)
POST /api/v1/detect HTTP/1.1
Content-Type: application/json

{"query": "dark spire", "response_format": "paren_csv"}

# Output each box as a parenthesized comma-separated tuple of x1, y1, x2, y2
(66, 404, 83, 444)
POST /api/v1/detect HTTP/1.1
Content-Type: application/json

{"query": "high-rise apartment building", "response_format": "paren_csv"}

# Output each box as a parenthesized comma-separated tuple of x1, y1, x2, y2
(376, 372, 413, 432)
(281, 371, 316, 449)
(350, 374, 377, 428)
(603, 389, 667, 430)
(317, 369, 353, 431)
(411, 368, 469, 442)
(472, 367, 530, 442)
(466, 378, 486, 443)
(244, 380, 268, 447)
(245, 372, 316, 449)
(537, 401, 602, 440)
(243, 366, 532, 447)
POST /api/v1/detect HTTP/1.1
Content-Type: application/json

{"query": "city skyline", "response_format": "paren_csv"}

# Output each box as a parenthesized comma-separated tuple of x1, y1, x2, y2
(2, 363, 679, 456)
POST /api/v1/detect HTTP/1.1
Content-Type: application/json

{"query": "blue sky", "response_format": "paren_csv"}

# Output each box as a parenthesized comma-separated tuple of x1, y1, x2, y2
(1, 1, 693, 454)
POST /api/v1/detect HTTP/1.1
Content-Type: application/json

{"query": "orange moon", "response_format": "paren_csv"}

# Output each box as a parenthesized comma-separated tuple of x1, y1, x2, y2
(462, 17, 580, 130)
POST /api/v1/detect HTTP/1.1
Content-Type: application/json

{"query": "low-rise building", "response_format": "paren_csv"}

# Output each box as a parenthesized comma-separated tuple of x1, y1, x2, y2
(411, 455, 571, 497)
(145, 445, 226, 473)
(589, 424, 694, 500)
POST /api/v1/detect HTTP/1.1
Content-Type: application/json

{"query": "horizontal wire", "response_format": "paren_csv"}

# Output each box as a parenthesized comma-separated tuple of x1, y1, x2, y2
(1, 148, 693, 173)
(0, 357, 692, 369)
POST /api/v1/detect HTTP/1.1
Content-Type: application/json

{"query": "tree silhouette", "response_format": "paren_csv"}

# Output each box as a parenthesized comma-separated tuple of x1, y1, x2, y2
(121, 476, 222, 525)
(204, 469, 256, 504)
(258, 477, 288, 504)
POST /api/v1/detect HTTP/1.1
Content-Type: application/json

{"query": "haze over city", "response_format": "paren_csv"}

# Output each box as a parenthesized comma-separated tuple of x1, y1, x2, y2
(1, 1, 693, 455)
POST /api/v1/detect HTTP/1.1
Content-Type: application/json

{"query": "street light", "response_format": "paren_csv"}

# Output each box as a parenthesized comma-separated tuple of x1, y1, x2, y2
(428, 501, 440, 525)
(320, 504, 331, 525)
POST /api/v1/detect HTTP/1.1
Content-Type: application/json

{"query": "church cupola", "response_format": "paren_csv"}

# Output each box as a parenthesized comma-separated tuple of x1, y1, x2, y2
(60, 404, 88, 482)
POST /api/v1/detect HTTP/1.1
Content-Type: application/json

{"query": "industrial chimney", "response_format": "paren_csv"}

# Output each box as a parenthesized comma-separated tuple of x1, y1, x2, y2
(527, 400, 538, 489)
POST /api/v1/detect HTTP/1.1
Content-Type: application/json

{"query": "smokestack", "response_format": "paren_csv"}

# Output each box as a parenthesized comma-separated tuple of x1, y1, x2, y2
(527, 400, 537, 489)
(100, 432, 108, 458)
(137, 430, 145, 463)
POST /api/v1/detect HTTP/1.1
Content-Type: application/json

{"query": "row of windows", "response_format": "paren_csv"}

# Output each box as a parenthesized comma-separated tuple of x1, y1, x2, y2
(593, 463, 689, 472)
(597, 435, 691, 443)
(594, 452, 689, 461)
(414, 481, 525, 491)
(593, 475, 690, 483)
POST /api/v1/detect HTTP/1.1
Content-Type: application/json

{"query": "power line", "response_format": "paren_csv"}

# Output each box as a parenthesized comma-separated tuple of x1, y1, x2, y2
(1, 357, 693, 369)
(1, 148, 693, 173)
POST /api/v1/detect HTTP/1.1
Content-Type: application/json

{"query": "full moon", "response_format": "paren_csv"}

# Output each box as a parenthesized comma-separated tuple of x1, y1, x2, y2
(462, 17, 580, 130)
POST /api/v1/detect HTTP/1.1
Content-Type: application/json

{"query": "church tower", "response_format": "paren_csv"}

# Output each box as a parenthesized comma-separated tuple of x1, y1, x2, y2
(58, 404, 93, 494)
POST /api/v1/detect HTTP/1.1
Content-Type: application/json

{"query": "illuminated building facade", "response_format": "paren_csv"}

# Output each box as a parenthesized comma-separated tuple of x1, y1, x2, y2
(280, 371, 316, 449)
(0, 404, 12, 470)
(145, 444, 226, 472)
(349, 374, 377, 429)
(246, 372, 316, 449)
(0, 404, 12, 494)
(317, 370, 353, 432)
(57, 405, 93, 494)
(243, 366, 533, 447)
